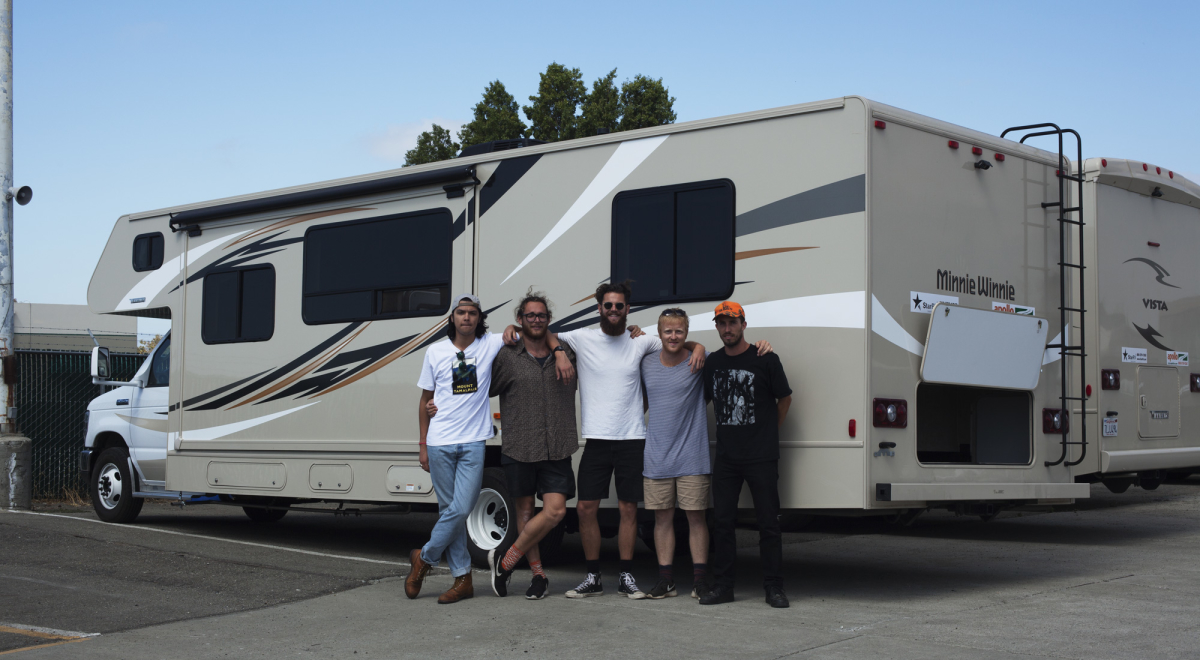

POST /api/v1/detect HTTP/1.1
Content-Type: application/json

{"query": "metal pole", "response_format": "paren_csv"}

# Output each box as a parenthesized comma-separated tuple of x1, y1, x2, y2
(0, 0, 12, 434)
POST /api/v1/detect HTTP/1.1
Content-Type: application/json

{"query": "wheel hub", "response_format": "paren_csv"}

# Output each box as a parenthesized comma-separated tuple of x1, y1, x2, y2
(97, 462, 123, 510)
(466, 488, 509, 550)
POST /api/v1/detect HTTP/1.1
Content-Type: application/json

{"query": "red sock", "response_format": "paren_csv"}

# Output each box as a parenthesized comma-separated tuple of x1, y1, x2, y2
(501, 546, 525, 571)
(530, 560, 546, 578)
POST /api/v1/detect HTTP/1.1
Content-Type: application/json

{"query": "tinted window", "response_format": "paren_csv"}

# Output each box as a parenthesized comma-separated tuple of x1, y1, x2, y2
(202, 266, 275, 344)
(611, 180, 734, 304)
(303, 209, 452, 324)
(132, 233, 164, 272)
(147, 335, 171, 387)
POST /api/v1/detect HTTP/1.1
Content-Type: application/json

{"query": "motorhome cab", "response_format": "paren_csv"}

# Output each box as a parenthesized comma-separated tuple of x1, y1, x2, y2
(80, 96, 1199, 564)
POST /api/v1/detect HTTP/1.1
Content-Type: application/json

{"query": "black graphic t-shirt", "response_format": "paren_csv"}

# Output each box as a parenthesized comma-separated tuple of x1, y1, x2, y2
(704, 349, 792, 465)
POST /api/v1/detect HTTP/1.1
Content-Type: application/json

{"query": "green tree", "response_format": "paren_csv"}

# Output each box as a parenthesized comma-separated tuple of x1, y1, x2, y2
(523, 62, 587, 142)
(457, 80, 527, 149)
(618, 74, 677, 131)
(579, 68, 620, 137)
(403, 124, 460, 166)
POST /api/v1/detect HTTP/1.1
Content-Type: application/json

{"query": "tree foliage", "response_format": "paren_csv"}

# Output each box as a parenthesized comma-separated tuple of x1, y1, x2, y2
(457, 80, 527, 149)
(137, 334, 162, 355)
(403, 124, 460, 167)
(522, 63, 587, 143)
(618, 74, 677, 131)
(578, 69, 620, 137)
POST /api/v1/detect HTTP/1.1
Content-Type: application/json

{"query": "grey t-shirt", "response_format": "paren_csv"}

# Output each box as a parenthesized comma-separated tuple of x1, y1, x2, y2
(641, 350, 712, 479)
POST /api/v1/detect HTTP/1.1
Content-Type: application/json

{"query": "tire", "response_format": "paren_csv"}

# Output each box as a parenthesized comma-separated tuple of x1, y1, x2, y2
(242, 502, 289, 523)
(91, 446, 144, 523)
(1103, 479, 1132, 494)
(466, 467, 516, 568)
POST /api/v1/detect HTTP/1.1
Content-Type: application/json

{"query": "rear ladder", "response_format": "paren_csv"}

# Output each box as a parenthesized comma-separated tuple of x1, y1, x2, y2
(1001, 123, 1087, 467)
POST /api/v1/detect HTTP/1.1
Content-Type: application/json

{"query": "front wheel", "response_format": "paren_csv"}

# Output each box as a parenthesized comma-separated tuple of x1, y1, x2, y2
(466, 467, 516, 568)
(91, 446, 144, 523)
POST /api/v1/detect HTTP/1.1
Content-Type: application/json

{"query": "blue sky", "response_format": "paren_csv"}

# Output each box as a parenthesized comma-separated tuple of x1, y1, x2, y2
(13, 0, 1199, 338)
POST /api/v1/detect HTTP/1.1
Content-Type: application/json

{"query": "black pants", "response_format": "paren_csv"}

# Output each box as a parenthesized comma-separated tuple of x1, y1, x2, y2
(711, 458, 782, 589)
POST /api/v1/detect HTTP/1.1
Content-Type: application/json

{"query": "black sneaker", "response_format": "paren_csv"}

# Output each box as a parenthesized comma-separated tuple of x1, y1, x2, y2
(488, 548, 513, 597)
(698, 584, 735, 605)
(618, 572, 646, 600)
(565, 573, 604, 598)
(647, 578, 677, 600)
(526, 574, 548, 600)
(765, 585, 790, 609)
(691, 576, 712, 599)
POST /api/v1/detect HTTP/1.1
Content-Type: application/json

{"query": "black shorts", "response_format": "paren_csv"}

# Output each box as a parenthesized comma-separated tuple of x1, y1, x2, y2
(502, 455, 576, 501)
(576, 439, 645, 503)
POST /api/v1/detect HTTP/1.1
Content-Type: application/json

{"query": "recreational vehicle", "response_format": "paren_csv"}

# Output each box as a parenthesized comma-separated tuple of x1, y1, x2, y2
(79, 96, 1199, 564)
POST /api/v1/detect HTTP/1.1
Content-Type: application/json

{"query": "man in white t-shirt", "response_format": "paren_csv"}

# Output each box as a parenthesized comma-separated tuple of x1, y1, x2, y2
(404, 294, 518, 604)
(553, 281, 705, 599)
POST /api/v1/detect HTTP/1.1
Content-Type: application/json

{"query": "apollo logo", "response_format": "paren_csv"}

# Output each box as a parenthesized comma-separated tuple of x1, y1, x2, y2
(992, 301, 1035, 316)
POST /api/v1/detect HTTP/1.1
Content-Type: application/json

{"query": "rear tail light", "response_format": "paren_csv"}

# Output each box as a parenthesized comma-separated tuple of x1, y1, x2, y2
(1042, 408, 1069, 434)
(873, 398, 908, 428)
(874, 120, 886, 129)
(1101, 369, 1120, 390)
(971, 146, 983, 155)
(1191, 374, 1200, 393)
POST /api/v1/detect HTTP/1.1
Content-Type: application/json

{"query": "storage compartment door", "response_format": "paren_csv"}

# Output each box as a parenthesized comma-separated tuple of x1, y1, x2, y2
(1138, 367, 1180, 439)
(920, 304, 1049, 390)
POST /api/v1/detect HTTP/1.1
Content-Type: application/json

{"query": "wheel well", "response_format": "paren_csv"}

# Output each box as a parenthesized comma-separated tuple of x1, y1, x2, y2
(89, 432, 128, 471)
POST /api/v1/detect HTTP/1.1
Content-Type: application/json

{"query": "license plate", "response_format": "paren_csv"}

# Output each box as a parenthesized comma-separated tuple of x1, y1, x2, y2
(1102, 417, 1118, 437)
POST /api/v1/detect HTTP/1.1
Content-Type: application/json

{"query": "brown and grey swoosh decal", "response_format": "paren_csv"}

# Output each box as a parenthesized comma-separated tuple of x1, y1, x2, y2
(117, 414, 170, 433)
(736, 174, 865, 237)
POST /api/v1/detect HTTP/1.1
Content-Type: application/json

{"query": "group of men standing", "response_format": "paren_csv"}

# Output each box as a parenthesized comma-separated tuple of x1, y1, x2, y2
(403, 282, 793, 609)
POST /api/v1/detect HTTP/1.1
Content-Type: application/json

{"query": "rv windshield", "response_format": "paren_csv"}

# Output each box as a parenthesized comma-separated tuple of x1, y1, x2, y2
(148, 335, 170, 387)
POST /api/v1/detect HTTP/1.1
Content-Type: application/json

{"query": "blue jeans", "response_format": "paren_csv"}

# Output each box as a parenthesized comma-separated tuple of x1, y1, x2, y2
(421, 441, 485, 577)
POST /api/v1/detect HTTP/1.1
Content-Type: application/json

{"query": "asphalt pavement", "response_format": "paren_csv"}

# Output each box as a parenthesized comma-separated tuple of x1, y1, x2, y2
(2, 479, 1199, 658)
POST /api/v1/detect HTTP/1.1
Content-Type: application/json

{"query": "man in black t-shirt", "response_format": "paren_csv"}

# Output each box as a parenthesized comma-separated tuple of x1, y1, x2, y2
(700, 301, 793, 608)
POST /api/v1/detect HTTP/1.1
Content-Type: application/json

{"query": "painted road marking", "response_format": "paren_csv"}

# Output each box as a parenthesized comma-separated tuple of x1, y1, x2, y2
(0, 623, 97, 656)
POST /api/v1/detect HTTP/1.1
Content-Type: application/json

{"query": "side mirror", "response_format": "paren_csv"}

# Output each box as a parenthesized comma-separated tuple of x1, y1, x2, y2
(91, 346, 111, 379)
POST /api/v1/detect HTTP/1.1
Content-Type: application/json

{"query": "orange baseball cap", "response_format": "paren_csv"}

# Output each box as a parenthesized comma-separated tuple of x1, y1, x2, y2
(712, 301, 745, 321)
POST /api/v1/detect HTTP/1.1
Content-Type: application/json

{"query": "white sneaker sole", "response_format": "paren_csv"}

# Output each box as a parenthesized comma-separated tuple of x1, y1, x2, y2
(565, 590, 604, 598)
(647, 589, 677, 600)
(622, 591, 647, 600)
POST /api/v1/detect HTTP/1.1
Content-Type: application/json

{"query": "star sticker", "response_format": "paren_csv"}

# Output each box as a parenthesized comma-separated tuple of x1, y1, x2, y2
(1122, 350, 1129, 360)
(912, 294, 923, 310)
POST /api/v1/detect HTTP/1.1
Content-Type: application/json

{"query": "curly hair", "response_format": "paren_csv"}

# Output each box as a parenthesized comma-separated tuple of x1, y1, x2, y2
(594, 279, 633, 305)
(515, 287, 553, 322)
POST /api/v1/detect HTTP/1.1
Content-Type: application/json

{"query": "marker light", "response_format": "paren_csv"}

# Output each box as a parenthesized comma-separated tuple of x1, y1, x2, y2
(1086, 384, 1092, 397)
(1156, 167, 1161, 174)
(1101, 369, 1120, 390)
(1143, 163, 1149, 171)
(874, 120, 886, 129)
(872, 398, 908, 428)
(1169, 171, 1174, 179)
(948, 140, 959, 149)
(1148, 241, 1161, 247)
(971, 146, 983, 155)
(849, 419, 857, 437)
(1101, 158, 1108, 167)
(1043, 408, 1069, 434)
(994, 153, 1005, 162)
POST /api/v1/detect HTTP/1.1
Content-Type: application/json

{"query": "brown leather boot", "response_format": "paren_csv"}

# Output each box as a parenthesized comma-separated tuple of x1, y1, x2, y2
(405, 549, 431, 599)
(437, 573, 474, 604)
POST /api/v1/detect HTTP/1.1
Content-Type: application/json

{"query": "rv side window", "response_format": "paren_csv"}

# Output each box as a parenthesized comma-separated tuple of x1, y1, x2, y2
(132, 232, 164, 272)
(202, 266, 276, 344)
(611, 180, 735, 304)
(302, 209, 452, 324)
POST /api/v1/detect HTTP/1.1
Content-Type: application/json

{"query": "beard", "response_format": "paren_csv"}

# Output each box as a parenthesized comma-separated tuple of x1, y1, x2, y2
(721, 331, 742, 347)
(600, 314, 627, 336)
(521, 323, 547, 340)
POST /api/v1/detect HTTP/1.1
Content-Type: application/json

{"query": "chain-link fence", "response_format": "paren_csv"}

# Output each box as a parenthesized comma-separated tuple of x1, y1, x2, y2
(15, 350, 144, 498)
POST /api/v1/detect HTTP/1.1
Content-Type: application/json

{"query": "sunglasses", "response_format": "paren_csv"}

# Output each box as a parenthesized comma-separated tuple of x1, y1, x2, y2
(522, 312, 549, 321)
(661, 308, 687, 317)
(602, 302, 626, 311)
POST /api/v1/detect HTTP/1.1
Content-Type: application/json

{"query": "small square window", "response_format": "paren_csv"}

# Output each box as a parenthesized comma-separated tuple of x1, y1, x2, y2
(133, 233, 164, 272)
(611, 180, 735, 304)
(202, 266, 275, 344)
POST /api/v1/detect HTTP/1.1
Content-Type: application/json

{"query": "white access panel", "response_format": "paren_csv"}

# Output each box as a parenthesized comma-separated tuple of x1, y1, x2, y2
(921, 303, 1049, 390)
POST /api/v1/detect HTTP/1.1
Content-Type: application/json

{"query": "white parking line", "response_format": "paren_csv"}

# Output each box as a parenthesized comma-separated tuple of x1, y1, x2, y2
(2, 509, 411, 568)
(0, 622, 99, 638)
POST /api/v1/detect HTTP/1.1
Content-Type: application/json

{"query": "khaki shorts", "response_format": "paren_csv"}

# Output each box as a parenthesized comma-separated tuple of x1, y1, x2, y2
(643, 475, 711, 510)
